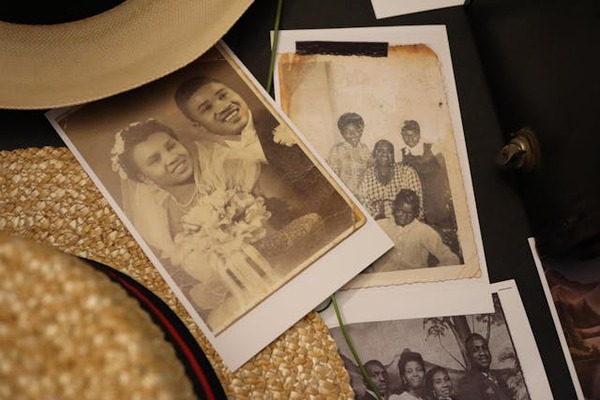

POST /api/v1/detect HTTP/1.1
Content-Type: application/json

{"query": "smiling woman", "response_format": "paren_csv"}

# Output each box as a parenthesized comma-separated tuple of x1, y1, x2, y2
(390, 350, 427, 400)
(115, 120, 195, 191)
(111, 119, 207, 249)
(108, 116, 327, 333)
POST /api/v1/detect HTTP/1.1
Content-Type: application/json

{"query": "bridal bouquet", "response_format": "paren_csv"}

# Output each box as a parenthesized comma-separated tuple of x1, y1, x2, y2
(169, 188, 273, 310)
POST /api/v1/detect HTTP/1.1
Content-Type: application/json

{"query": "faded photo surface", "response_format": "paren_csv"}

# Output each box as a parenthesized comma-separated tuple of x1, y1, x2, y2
(329, 293, 531, 400)
(51, 45, 364, 335)
(277, 37, 481, 288)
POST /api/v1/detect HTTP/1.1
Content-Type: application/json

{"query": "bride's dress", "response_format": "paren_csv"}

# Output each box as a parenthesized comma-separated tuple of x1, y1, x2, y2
(120, 146, 278, 332)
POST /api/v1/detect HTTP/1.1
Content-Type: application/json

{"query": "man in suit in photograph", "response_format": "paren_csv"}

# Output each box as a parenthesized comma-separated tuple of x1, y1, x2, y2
(457, 333, 512, 400)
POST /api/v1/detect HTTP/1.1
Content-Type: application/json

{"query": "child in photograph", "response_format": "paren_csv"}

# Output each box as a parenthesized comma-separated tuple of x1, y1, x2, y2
(375, 189, 459, 272)
(326, 112, 372, 196)
(399, 120, 459, 255)
(424, 366, 456, 400)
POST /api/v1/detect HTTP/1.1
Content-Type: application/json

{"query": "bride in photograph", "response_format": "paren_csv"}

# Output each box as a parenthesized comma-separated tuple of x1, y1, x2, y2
(110, 118, 322, 331)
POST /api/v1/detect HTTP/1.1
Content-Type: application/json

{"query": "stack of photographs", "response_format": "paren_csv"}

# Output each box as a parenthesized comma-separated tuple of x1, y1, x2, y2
(45, 23, 556, 394)
(320, 281, 552, 400)
(47, 44, 391, 370)
(272, 25, 553, 398)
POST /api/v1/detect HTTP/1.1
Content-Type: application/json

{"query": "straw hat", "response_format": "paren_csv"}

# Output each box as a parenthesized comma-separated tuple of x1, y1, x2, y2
(0, 233, 229, 399)
(0, 146, 355, 398)
(0, 0, 252, 110)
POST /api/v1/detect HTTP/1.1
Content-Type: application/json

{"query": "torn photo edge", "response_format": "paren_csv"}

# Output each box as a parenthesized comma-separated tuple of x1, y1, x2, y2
(272, 25, 490, 314)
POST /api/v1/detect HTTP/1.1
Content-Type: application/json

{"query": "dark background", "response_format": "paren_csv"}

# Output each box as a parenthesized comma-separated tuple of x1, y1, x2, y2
(3, 1, 599, 397)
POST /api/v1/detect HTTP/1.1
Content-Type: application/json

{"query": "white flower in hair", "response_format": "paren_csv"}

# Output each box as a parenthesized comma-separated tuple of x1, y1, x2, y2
(272, 124, 296, 147)
(110, 130, 128, 180)
(110, 120, 150, 180)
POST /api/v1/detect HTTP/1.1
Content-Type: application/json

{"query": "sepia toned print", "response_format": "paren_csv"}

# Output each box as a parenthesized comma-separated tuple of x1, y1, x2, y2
(276, 35, 482, 288)
(327, 289, 541, 400)
(48, 43, 365, 336)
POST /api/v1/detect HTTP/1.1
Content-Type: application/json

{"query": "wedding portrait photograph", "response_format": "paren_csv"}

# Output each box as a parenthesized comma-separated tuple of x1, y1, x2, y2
(47, 42, 391, 370)
(274, 25, 485, 289)
(325, 281, 552, 400)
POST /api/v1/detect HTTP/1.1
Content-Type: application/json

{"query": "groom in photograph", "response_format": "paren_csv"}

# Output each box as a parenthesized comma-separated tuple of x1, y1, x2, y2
(174, 75, 317, 185)
(173, 75, 355, 251)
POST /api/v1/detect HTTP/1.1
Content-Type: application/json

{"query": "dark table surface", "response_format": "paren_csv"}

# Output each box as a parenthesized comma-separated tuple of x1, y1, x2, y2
(0, 1, 584, 398)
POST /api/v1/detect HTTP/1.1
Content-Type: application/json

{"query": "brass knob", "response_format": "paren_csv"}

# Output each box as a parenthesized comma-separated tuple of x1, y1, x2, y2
(495, 128, 540, 172)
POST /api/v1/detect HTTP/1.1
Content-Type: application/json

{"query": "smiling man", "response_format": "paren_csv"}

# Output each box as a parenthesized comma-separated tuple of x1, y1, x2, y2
(173, 75, 352, 231)
(456, 333, 512, 400)
(174, 76, 268, 192)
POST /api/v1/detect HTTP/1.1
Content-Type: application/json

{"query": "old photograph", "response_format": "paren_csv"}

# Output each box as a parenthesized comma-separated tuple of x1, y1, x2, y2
(274, 26, 485, 289)
(531, 238, 600, 400)
(324, 280, 552, 400)
(47, 42, 393, 370)
(369, 0, 464, 19)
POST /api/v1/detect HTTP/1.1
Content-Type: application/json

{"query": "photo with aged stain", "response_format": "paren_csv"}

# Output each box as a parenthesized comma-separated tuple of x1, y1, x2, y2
(48, 44, 366, 337)
(275, 26, 484, 289)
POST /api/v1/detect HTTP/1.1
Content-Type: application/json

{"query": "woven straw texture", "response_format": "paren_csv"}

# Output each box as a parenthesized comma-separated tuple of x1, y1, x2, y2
(0, 233, 196, 400)
(0, 146, 354, 399)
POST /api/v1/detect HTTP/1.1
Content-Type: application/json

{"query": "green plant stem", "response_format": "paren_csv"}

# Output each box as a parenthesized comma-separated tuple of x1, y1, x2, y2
(331, 294, 382, 400)
(266, 0, 283, 94)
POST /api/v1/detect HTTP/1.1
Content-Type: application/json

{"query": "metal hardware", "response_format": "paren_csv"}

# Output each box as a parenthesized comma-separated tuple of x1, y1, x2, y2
(495, 128, 540, 172)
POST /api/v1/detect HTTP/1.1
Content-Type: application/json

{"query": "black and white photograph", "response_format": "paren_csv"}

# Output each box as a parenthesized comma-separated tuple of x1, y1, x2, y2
(274, 26, 486, 289)
(323, 280, 552, 399)
(47, 42, 392, 370)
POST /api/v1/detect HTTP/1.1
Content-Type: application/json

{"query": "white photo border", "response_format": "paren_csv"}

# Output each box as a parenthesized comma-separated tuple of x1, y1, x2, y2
(323, 280, 553, 399)
(273, 25, 490, 308)
(529, 237, 585, 399)
(46, 41, 393, 371)
(370, 0, 465, 19)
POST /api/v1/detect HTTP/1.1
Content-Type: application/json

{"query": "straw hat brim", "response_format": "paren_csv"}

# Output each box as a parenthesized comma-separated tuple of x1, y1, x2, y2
(0, 0, 252, 110)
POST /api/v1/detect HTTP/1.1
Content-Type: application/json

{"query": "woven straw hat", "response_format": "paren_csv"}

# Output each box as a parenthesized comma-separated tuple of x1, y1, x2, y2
(0, 0, 252, 110)
(0, 146, 354, 398)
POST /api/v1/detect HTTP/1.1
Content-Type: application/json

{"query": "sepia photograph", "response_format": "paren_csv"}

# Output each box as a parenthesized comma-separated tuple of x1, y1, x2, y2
(274, 26, 486, 289)
(323, 280, 552, 400)
(47, 42, 392, 370)
(531, 238, 600, 400)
